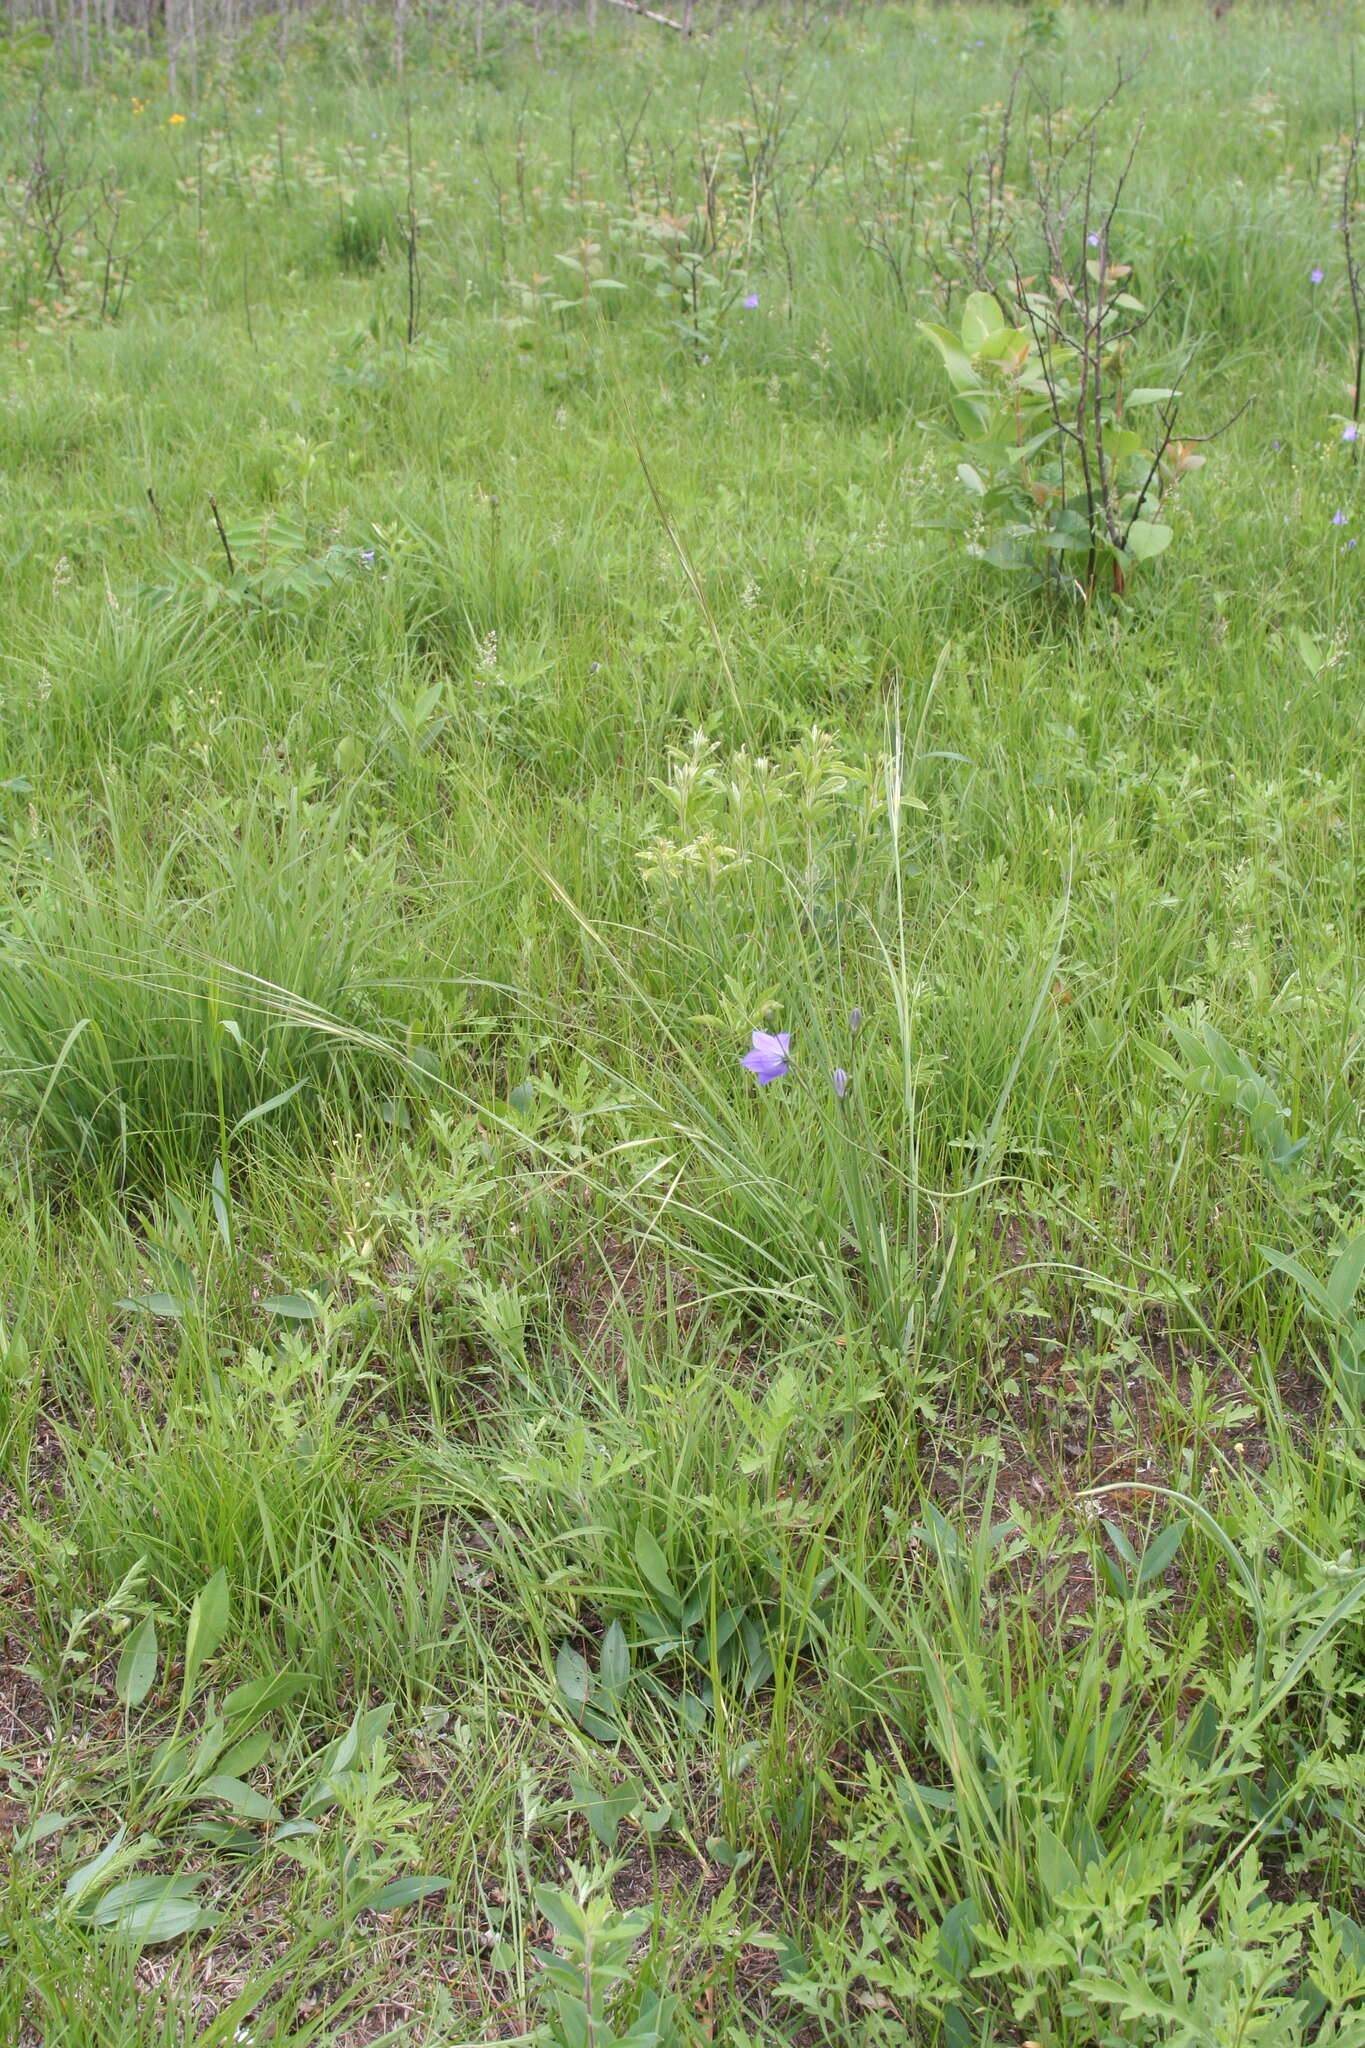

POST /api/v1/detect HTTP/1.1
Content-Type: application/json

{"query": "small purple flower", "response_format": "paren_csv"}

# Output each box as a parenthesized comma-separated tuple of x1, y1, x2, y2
(359, 547, 376, 567)
(1349, 538, 1359, 550)
(1345, 422, 1359, 443)
(741, 1030, 790, 1085)
(743, 292, 760, 309)
(832, 1067, 849, 1100)
(1087, 232, 1100, 249)
(849, 1006, 862, 1035)
(1272, 439, 1281, 451)
(1311, 267, 1325, 284)
(1333, 509, 1348, 526)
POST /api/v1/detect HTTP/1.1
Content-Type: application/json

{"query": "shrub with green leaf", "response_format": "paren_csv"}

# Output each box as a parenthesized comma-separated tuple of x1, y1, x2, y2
(920, 285, 1192, 596)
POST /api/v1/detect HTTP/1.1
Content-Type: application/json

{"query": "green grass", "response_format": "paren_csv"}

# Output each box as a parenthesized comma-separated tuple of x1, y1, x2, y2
(3, 2, 1365, 2041)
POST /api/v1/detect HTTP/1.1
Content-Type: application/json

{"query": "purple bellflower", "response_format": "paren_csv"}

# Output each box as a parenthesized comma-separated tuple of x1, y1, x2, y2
(741, 1031, 790, 1084)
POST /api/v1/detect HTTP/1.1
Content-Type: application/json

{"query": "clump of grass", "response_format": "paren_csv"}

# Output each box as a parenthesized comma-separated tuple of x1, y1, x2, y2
(332, 192, 393, 272)
(0, 790, 397, 1188)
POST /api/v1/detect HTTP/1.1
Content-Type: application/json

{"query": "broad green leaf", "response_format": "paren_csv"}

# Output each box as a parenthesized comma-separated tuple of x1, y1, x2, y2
(1136, 1518, 1187, 1588)
(568, 1771, 639, 1849)
(944, 2005, 977, 2048)
(115, 1615, 159, 1708)
(116, 1292, 185, 1321)
(1125, 519, 1173, 561)
(937, 1898, 980, 1985)
(195, 1775, 281, 1821)
(975, 323, 1031, 361)
(1125, 387, 1180, 405)
(216, 1728, 273, 1780)
(1326, 1230, 1365, 1318)
(1330, 1908, 1365, 1971)
(64, 1825, 130, 1904)
(182, 1569, 230, 1703)
(210, 1158, 232, 1256)
(1183, 1694, 1219, 1770)
(978, 539, 1035, 569)
(555, 1641, 593, 1710)
(365, 1875, 450, 1912)
(916, 320, 979, 395)
(85, 1875, 199, 1913)
(261, 1291, 322, 1321)
(948, 391, 992, 437)
(147, 1735, 191, 1789)
(961, 291, 1006, 351)
(1041, 528, 1093, 552)
(15, 1811, 70, 1851)
(599, 1619, 630, 1704)
(1036, 1821, 1082, 1901)
(190, 1713, 227, 1781)
(87, 1886, 211, 1945)
(535, 1883, 591, 1946)
(189, 1820, 259, 1854)
(222, 1671, 310, 1731)
(633, 1526, 678, 1609)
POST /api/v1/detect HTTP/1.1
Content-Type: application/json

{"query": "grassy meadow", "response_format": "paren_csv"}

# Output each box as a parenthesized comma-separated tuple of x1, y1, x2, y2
(4, 1, 1365, 2040)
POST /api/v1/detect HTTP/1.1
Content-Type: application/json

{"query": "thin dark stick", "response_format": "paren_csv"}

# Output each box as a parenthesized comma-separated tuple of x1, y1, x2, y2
(208, 496, 235, 577)
(1342, 110, 1364, 446)
(404, 103, 420, 347)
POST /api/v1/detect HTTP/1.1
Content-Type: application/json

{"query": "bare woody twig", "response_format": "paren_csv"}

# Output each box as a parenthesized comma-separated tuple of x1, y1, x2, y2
(208, 496, 235, 578)
(600, 0, 691, 34)
(1342, 111, 1364, 441)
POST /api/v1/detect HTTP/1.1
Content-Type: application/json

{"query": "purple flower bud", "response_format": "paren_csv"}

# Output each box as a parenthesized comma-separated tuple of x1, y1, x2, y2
(1311, 267, 1325, 284)
(1333, 509, 1349, 526)
(743, 292, 760, 309)
(741, 1031, 790, 1085)
(849, 1007, 862, 1035)
(832, 1068, 849, 1099)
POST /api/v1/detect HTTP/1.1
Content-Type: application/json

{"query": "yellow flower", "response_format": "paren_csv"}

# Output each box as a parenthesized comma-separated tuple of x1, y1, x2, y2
(168, 112, 186, 125)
